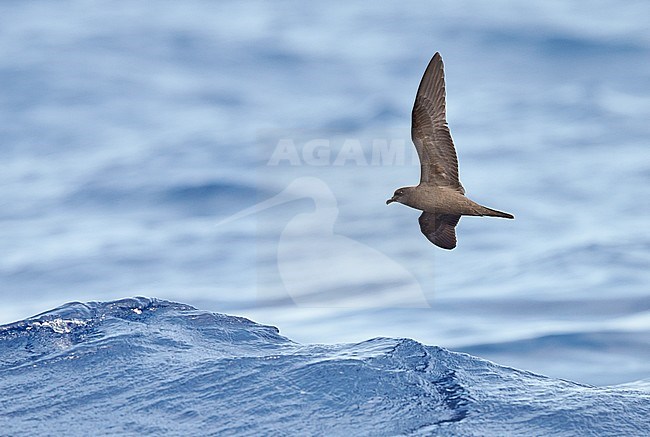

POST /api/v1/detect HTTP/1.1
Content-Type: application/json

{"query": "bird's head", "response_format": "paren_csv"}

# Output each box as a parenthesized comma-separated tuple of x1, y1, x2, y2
(386, 187, 414, 205)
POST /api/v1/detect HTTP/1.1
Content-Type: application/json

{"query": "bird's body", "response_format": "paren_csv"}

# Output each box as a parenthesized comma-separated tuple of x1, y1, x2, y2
(387, 52, 513, 249)
(392, 185, 511, 218)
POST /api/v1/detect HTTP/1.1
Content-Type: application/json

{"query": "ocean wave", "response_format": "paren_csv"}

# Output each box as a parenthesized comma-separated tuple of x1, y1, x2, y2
(1, 298, 648, 436)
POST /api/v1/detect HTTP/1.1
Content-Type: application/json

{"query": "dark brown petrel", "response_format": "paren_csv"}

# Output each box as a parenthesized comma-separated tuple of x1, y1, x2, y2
(386, 52, 514, 250)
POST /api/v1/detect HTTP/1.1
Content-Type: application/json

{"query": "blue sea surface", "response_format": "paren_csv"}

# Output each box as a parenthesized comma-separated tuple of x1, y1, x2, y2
(1, 0, 649, 403)
(1, 298, 648, 435)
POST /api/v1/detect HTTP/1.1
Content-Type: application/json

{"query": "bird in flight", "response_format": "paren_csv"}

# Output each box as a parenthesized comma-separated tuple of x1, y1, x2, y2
(386, 52, 514, 250)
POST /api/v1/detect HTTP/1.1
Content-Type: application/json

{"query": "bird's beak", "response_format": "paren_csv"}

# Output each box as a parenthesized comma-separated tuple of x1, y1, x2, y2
(386, 196, 395, 205)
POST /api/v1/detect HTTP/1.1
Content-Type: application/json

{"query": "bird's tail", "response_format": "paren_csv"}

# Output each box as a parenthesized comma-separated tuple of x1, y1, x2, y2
(477, 205, 514, 219)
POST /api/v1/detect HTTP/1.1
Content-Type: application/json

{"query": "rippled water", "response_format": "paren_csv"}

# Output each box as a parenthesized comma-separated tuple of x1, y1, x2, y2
(1, 0, 649, 387)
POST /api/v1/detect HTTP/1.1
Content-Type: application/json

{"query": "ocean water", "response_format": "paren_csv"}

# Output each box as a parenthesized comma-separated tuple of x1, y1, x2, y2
(1, 0, 649, 399)
(1, 298, 648, 435)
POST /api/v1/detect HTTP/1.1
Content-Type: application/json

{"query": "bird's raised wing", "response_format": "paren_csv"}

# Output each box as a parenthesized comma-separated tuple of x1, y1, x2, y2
(411, 53, 464, 193)
(419, 212, 461, 250)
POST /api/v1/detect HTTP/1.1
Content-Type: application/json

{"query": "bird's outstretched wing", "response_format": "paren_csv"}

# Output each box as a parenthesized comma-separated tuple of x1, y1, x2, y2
(411, 53, 464, 193)
(419, 212, 461, 250)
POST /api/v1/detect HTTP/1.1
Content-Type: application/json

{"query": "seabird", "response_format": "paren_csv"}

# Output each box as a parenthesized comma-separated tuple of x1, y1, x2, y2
(387, 52, 514, 250)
